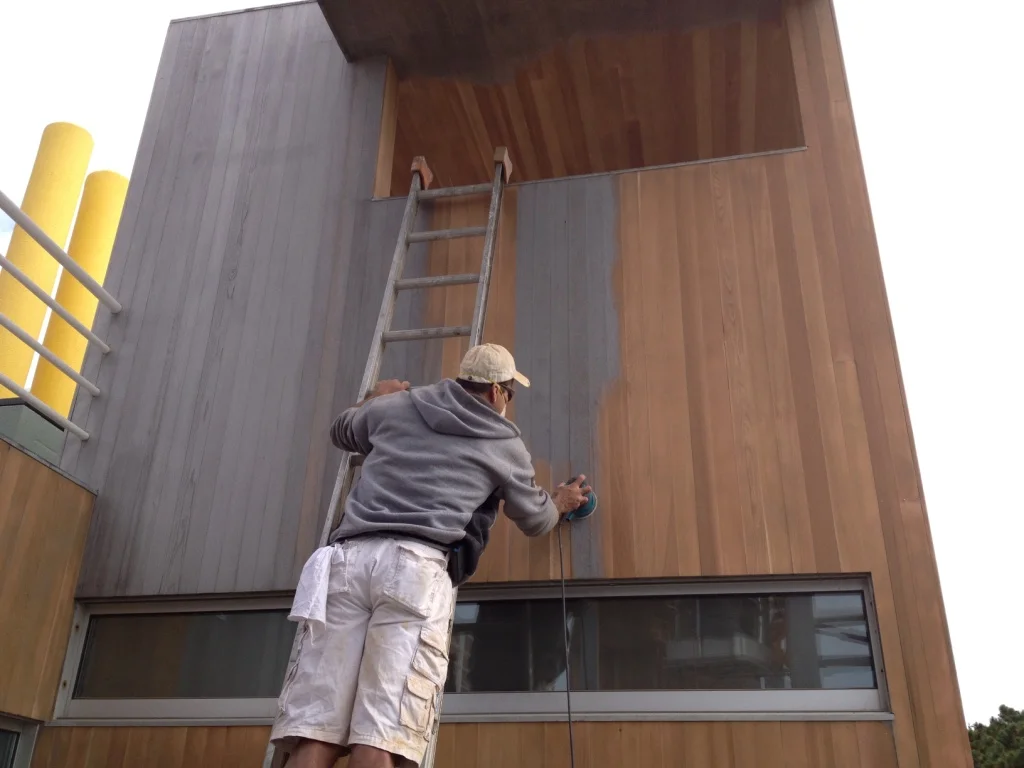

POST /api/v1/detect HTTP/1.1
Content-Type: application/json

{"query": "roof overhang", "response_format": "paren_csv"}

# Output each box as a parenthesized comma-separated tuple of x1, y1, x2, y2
(318, 0, 783, 80)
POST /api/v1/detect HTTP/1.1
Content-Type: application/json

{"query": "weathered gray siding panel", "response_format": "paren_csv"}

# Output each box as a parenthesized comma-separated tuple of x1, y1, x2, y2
(206, 5, 313, 594)
(515, 176, 619, 578)
(157, 9, 271, 595)
(71, 18, 211, 594)
(126, 15, 245, 597)
(66, 3, 393, 597)
(67, 2, 623, 596)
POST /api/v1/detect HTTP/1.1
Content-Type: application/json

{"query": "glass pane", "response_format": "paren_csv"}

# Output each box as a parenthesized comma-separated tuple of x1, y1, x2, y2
(74, 610, 293, 699)
(0, 729, 18, 768)
(446, 591, 876, 693)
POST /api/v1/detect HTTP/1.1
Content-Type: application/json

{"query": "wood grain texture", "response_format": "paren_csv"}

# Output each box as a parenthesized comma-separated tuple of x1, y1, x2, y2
(0, 441, 94, 720)
(55, 1, 966, 765)
(30, 722, 895, 768)
(61, 3, 399, 597)
(388, 21, 803, 192)
(600, 158, 851, 579)
(373, 59, 398, 198)
(29, 726, 268, 768)
(441, 721, 898, 768)
(391, 1, 967, 764)
(319, 0, 781, 79)
(786, 1, 971, 765)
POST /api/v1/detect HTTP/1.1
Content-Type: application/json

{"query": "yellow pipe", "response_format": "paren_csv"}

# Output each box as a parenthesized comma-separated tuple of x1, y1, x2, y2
(31, 171, 128, 417)
(0, 122, 93, 398)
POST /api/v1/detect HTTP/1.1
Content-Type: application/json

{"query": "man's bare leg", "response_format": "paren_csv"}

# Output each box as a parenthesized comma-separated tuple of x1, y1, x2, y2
(288, 739, 343, 768)
(349, 744, 398, 768)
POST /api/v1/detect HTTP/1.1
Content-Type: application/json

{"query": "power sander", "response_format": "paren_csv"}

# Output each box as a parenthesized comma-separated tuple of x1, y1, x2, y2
(563, 475, 598, 521)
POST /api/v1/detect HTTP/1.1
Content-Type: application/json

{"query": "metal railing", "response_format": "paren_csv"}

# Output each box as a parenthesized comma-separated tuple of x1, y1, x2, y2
(0, 188, 121, 441)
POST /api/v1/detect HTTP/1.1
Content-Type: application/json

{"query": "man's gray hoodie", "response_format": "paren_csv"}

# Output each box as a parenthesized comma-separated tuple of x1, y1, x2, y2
(328, 379, 559, 550)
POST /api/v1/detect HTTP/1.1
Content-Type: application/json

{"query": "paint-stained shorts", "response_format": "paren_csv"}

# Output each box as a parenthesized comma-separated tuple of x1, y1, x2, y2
(271, 537, 453, 766)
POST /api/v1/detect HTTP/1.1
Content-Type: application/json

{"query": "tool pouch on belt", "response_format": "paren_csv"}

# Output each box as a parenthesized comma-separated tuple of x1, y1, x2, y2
(447, 490, 500, 587)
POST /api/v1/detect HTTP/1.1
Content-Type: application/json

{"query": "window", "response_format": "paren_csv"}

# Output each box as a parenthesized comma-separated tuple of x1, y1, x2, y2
(59, 598, 293, 722)
(75, 610, 293, 699)
(443, 580, 885, 720)
(0, 730, 15, 768)
(0, 716, 37, 768)
(448, 592, 874, 692)
(57, 580, 886, 723)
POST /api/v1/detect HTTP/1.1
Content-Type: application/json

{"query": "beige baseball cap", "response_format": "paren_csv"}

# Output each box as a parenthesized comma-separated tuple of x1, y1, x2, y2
(458, 343, 531, 388)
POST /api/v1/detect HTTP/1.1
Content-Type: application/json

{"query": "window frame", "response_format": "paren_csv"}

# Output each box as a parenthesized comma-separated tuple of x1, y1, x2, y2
(54, 578, 890, 725)
(444, 577, 890, 722)
(55, 596, 292, 724)
(0, 715, 39, 768)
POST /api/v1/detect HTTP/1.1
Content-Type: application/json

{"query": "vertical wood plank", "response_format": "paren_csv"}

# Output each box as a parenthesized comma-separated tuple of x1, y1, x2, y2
(0, 445, 94, 720)
(170, 8, 275, 595)
(780, 722, 813, 768)
(855, 722, 899, 768)
(693, 164, 748, 576)
(731, 160, 793, 574)
(74, 19, 203, 594)
(373, 59, 399, 197)
(137, 10, 262, 596)
(830, 723, 864, 768)
(63, 21, 188, 478)
(713, 163, 772, 575)
(764, 153, 835, 573)
(69, 4, 392, 596)
(207, 4, 307, 594)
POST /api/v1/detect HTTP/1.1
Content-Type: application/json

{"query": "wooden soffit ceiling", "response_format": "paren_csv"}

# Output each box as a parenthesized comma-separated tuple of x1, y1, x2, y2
(318, 0, 783, 80)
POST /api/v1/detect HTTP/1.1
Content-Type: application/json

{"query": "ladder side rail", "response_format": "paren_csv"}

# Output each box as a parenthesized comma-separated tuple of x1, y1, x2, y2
(315, 171, 423, 551)
(468, 161, 506, 347)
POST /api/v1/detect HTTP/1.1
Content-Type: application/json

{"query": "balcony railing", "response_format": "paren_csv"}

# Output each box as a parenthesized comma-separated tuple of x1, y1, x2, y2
(0, 189, 121, 441)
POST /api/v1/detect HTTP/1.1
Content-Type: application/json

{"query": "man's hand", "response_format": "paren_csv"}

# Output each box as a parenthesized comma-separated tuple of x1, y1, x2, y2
(552, 475, 592, 517)
(366, 379, 410, 400)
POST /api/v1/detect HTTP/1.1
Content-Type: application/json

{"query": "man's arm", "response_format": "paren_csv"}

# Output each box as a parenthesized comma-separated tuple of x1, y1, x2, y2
(501, 446, 591, 536)
(329, 379, 409, 453)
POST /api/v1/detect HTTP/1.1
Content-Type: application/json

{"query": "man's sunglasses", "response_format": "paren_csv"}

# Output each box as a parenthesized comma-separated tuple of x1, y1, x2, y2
(499, 383, 515, 402)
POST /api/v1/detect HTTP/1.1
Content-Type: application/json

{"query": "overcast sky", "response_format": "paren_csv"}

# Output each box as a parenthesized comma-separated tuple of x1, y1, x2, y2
(1, 0, 1021, 725)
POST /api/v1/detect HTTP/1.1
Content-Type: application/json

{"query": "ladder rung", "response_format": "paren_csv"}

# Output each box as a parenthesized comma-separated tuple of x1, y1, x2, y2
(418, 183, 492, 201)
(407, 226, 486, 243)
(394, 274, 480, 291)
(383, 326, 471, 343)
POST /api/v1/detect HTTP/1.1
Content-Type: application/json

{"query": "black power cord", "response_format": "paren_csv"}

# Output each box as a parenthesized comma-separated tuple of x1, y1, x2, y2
(556, 523, 576, 768)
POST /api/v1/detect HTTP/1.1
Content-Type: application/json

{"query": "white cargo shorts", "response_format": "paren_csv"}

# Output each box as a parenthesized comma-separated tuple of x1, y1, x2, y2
(271, 536, 454, 765)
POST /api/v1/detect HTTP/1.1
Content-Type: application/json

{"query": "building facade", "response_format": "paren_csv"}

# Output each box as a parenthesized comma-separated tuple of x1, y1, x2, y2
(1, 0, 970, 766)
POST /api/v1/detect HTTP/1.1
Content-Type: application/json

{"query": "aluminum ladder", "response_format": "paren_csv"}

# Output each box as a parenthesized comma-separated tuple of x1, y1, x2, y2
(264, 147, 513, 768)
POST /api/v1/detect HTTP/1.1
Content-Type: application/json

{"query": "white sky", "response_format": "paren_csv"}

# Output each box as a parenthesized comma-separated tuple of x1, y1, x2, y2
(1, 0, 1021, 725)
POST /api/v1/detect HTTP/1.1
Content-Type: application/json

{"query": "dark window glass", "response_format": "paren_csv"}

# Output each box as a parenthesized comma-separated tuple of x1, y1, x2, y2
(73, 610, 293, 699)
(72, 590, 875, 700)
(446, 592, 876, 693)
(0, 730, 18, 768)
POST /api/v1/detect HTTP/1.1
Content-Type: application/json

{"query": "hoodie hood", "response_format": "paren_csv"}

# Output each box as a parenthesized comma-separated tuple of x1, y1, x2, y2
(410, 379, 520, 440)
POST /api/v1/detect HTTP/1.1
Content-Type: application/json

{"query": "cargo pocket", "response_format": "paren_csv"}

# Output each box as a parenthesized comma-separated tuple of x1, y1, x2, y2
(399, 673, 437, 736)
(277, 623, 309, 715)
(412, 625, 450, 687)
(382, 544, 445, 619)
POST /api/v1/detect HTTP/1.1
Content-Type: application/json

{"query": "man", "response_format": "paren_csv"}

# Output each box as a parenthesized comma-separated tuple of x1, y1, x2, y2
(272, 343, 592, 768)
